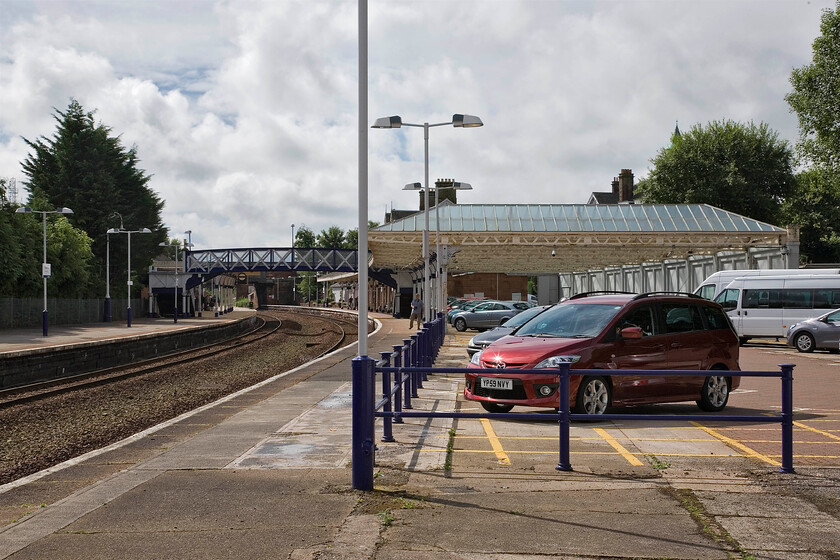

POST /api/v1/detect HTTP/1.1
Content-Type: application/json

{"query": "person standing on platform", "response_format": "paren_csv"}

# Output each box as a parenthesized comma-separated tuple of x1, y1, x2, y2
(409, 294, 423, 330)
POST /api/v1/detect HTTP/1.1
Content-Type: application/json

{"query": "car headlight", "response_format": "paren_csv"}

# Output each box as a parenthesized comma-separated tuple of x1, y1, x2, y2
(470, 351, 482, 366)
(535, 355, 581, 368)
(468, 336, 477, 347)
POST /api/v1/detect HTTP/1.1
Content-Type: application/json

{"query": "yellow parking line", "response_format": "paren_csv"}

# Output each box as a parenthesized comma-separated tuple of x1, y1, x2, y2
(794, 421, 840, 442)
(593, 428, 644, 466)
(480, 418, 511, 465)
(690, 421, 780, 467)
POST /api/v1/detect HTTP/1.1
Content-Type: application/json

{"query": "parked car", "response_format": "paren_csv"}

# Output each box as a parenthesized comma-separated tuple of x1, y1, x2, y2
(465, 292, 741, 415)
(447, 298, 487, 323)
(452, 300, 532, 332)
(786, 308, 840, 353)
(467, 305, 552, 357)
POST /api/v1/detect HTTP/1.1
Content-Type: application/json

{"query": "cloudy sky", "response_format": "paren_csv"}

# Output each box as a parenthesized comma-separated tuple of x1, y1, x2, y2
(0, 0, 832, 249)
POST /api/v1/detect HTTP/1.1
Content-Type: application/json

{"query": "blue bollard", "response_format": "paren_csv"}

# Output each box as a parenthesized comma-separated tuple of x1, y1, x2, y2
(779, 363, 795, 474)
(556, 362, 573, 471)
(352, 355, 376, 490)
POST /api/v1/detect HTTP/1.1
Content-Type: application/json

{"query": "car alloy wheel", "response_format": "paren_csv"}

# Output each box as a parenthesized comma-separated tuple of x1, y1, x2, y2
(697, 374, 729, 412)
(454, 317, 467, 332)
(574, 376, 610, 415)
(794, 332, 815, 353)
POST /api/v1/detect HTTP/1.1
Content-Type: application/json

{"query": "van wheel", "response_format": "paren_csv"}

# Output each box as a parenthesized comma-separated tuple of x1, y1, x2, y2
(454, 317, 467, 332)
(697, 375, 729, 412)
(573, 376, 611, 415)
(481, 402, 513, 413)
(793, 332, 815, 353)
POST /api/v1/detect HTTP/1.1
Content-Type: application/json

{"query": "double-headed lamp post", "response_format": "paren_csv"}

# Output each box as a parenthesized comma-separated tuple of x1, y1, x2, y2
(373, 114, 483, 322)
(15, 206, 74, 336)
(107, 227, 152, 327)
(403, 181, 472, 318)
(104, 212, 124, 323)
(159, 241, 180, 323)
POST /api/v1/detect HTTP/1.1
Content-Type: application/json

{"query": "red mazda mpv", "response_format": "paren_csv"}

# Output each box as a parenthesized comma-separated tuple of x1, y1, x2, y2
(465, 292, 740, 415)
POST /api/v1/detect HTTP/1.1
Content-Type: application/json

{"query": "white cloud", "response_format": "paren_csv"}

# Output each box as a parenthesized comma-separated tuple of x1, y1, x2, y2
(0, 0, 833, 247)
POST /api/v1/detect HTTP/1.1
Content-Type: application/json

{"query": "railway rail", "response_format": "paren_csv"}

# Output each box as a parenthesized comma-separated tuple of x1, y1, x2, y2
(0, 308, 359, 485)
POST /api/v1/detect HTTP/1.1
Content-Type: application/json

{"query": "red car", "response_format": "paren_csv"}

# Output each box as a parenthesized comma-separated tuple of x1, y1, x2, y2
(465, 292, 740, 415)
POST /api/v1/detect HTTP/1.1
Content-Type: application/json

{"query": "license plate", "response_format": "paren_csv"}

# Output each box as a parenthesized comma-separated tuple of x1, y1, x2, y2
(480, 377, 512, 390)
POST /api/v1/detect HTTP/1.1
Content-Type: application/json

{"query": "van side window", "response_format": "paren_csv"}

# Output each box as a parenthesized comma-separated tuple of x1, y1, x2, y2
(783, 289, 812, 309)
(661, 303, 703, 333)
(701, 305, 730, 330)
(815, 289, 840, 308)
(743, 289, 783, 309)
(714, 288, 739, 311)
(696, 284, 716, 300)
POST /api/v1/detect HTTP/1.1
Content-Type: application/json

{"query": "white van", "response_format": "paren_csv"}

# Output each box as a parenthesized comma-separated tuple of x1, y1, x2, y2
(694, 268, 840, 300)
(713, 275, 840, 341)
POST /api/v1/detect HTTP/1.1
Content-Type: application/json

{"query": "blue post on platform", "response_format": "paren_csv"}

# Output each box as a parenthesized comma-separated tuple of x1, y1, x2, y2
(556, 362, 572, 471)
(352, 355, 376, 490)
(779, 363, 795, 474)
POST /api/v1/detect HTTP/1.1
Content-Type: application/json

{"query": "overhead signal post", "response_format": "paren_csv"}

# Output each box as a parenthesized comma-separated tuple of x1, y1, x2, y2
(372, 114, 483, 322)
(15, 206, 74, 336)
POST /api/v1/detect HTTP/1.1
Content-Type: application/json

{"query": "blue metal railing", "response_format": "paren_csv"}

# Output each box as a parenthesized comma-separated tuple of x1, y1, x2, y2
(351, 319, 795, 490)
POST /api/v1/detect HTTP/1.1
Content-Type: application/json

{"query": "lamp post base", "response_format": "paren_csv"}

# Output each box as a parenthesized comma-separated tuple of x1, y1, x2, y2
(127, 307, 132, 328)
(104, 297, 112, 322)
(42, 310, 48, 337)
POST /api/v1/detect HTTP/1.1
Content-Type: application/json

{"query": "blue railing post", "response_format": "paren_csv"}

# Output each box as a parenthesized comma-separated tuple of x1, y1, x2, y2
(779, 363, 796, 474)
(392, 344, 404, 423)
(421, 322, 431, 380)
(380, 352, 394, 443)
(352, 355, 376, 490)
(402, 339, 414, 409)
(556, 362, 573, 471)
(410, 333, 422, 392)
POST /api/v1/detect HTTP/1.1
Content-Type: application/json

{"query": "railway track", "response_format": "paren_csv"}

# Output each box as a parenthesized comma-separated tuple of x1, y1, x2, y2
(0, 313, 281, 409)
(0, 308, 360, 485)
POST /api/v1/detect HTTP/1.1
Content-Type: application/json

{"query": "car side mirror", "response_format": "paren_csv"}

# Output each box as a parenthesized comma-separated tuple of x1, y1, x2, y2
(620, 326, 643, 339)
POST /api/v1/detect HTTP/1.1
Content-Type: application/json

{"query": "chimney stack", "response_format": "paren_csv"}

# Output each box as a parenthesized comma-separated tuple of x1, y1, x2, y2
(618, 169, 634, 202)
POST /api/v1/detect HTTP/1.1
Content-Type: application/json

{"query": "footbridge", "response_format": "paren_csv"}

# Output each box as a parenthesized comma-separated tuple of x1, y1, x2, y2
(183, 247, 362, 288)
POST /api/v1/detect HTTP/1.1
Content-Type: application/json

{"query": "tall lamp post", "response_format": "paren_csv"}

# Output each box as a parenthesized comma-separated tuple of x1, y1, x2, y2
(104, 212, 124, 323)
(107, 227, 152, 327)
(159, 240, 180, 323)
(291, 223, 295, 304)
(403, 180, 472, 318)
(15, 206, 74, 336)
(373, 113, 483, 322)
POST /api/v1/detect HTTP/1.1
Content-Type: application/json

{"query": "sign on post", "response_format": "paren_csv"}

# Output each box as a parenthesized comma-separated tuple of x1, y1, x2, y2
(42, 263, 51, 278)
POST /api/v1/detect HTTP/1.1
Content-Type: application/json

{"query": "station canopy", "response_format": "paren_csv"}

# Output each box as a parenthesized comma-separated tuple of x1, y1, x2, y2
(368, 203, 788, 275)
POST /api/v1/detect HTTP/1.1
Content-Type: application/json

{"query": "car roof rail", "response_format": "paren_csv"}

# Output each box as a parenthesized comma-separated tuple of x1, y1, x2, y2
(567, 290, 637, 300)
(632, 291, 704, 300)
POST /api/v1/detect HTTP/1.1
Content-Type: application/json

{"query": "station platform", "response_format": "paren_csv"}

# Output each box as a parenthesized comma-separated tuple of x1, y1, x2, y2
(1, 312, 837, 559)
(0, 309, 256, 355)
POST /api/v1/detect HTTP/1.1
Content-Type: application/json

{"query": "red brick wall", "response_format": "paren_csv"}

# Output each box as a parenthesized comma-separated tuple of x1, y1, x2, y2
(448, 273, 528, 301)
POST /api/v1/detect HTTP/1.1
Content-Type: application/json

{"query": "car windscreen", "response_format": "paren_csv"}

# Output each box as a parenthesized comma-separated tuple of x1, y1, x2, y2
(504, 305, 549, 328)
(515, 303, 623, 338)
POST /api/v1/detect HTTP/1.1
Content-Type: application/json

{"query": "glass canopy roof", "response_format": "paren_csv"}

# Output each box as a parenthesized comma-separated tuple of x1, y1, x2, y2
(374, 204, 784, 234)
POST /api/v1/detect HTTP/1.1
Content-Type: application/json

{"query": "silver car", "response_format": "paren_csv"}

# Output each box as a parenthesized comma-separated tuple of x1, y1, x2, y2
(467, 305, 551, 356)
(786, 309, 840, 353)
(451, 300, 531, 332)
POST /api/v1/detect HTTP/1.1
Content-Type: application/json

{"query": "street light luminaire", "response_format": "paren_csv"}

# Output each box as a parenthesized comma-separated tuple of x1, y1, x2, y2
(373, 113, 483, 322)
